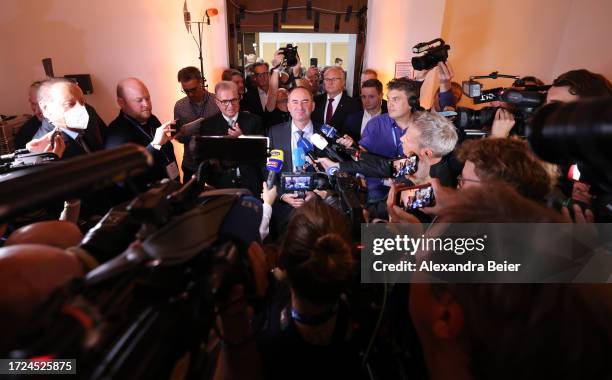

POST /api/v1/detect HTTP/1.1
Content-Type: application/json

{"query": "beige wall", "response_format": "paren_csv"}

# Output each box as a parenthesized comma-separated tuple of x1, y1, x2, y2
(553, 0, 612, 79)
(364, 0, 611, 107)
(0, 0, 229, 123)
(1, 0, 610, 120)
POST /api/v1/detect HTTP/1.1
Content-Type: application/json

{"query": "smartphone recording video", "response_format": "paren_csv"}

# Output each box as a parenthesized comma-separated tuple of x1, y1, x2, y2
(395, 183, 435, 210)
(393, 154, 419, 177)
(281, 174, 313, 192)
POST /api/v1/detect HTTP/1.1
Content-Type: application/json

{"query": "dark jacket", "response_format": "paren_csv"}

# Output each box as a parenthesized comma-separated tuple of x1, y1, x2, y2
(242, 87, 267, 117)
(13, 116, 42, 150)
(342, 102, 389, 142)
(105, 111, 178, 183)
(267, 120, 326, 174)
(312, 91, 360, 135)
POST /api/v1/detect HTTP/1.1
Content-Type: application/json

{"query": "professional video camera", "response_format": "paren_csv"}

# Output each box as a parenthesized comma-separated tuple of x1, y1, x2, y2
(279, 43, 299, 67)
(1, 146, 265, 378)
(0, 149, 59, 174)
(411, 38, 450, 71)
(527, 97, 612, 221)
(452, 71, 548, 137)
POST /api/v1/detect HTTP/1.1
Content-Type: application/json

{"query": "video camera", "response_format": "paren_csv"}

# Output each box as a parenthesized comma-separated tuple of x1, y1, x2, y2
(411, 38, 450, 71)
(279, 43, 299, 67)
(3, 171, 264, 379)
(0, 149, 59, 174)
(452, 72, 548, 137)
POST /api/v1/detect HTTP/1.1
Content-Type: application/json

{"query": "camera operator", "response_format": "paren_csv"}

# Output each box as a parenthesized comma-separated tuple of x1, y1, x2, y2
(547, 69, 612, 104)
(455, 138, 552, 201)
(256, 197, 365, 379)
(408, 183, 612, 380)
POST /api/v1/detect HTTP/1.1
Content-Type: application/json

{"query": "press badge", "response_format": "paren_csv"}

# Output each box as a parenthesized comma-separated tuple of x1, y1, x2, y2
(166, 161, 180, 180)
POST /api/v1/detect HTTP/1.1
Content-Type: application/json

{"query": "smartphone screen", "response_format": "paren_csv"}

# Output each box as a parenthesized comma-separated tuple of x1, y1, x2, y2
(310, 58, 318, 67)
(282, 174, 313, 192)
(395, 183, 435, 210)
(394, 154, 419, 177)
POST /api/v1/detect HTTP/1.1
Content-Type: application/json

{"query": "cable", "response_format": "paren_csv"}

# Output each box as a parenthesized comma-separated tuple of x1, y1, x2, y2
(362, 278, 388, 367)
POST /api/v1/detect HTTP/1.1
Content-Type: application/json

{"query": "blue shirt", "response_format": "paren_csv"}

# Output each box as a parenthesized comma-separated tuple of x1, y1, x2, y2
(359, 113, 405, 201)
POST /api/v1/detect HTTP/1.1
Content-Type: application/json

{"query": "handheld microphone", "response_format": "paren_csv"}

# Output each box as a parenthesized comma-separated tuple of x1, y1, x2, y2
(311, 133, 344, 162)
(298, 138, 324, 171)
(320, 124, 338, 139)
(320, 124, 359, 159)
(266, 149, 284, 189)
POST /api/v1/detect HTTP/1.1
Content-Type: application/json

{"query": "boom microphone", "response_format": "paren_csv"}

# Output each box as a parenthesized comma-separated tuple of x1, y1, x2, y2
(266, 149, 284, 189)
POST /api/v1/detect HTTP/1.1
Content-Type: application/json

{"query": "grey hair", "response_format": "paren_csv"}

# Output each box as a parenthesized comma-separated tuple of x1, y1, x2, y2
(410, 110, 458, 157)
(36, 77, 76, 105)
(214, 80, 238, 95)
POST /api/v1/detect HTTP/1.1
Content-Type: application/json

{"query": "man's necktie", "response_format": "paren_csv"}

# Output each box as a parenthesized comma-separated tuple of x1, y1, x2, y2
(76, 135, 91, 153)
(325, 98, 334, 125)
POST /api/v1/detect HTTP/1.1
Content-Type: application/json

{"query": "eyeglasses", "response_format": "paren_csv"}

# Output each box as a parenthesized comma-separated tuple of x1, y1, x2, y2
(457, 175, 481, 188)
(253, 72, 269, 78)
(323, 77, 342, 83)
(216, 98, 240, 107)
(181, 86, 202, 94)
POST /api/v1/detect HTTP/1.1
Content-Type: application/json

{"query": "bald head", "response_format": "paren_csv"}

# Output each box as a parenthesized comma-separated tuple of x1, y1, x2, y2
(0, 244, 83, 346)
(116, 77, 152, 123)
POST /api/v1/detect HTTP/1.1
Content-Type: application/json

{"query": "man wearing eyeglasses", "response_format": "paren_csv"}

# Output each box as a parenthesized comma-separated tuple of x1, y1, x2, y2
(196, 81, 265, 196)
(242, 62, 273, 117)
(173, 66, 220, 182)
(312, 66, 360, 134)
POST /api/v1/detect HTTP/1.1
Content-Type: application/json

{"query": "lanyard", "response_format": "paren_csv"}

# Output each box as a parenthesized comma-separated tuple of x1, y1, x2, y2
(390, 125, 402, 157)
(122, 114, 172, 164)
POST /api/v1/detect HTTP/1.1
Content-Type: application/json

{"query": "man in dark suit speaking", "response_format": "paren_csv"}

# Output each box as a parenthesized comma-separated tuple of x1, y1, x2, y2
(267, 86, 325, 234)
(197, 81, 265, 196)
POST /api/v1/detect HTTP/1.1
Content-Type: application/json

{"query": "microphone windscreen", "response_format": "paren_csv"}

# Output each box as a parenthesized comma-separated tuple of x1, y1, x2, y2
(298, 138, 314, 153)
(321, 124, 338, 138)
(310, 134, 329, 150)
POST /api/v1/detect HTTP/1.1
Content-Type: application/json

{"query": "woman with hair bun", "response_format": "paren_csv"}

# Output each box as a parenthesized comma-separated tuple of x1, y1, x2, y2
(258, 197, 366, 379)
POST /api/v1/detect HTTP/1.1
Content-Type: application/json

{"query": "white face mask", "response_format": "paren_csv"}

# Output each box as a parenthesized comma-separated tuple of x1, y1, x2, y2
(63, 103, 89, 130)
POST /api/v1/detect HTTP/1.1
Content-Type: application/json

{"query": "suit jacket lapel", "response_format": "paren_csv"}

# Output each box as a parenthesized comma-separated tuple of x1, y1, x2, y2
(281, 122, 292, 171)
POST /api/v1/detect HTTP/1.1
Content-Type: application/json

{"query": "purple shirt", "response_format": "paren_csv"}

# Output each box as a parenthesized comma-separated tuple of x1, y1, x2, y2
(359, 113, 405, 200)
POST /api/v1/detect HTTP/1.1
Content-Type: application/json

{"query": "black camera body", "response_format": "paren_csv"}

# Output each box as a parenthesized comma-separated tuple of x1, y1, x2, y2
(279, 44, 299, 67)
(454, 87, 546, 137)
(411, 38, 450, 71)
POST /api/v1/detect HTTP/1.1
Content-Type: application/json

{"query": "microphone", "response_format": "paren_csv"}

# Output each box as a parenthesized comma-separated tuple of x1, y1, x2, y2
(266, 149, 284, 189)
(320, 124, 359, 159)
(183, 0, 192, 33)
(310, 133, 345, 162)
(297, 138, 319, 165)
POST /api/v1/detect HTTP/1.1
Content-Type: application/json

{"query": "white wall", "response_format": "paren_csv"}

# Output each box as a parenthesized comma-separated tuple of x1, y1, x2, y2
(0, 0, 229, 123)
(364, 0, 447, 88)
